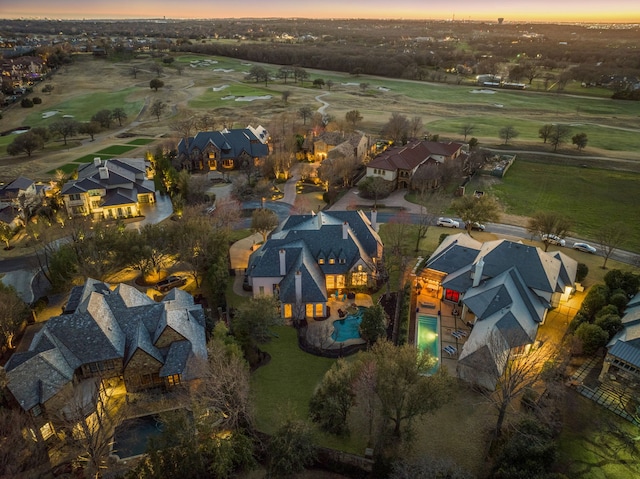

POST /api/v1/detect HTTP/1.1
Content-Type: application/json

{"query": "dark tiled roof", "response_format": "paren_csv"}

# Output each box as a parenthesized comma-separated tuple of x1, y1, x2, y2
(1, 176, 34, 194)
(5, 280, 206, 412)
(368, 140, 464, 171)
(177, 128, 269, 159)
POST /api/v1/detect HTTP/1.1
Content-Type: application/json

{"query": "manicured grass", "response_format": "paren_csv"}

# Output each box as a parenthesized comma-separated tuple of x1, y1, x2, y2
(555, 393, 640, 478)
(94, 145, 138, 155)
(47, 163, 78, 175)
(489, 160, 640, 251)
(251, 325, 367, 453)
(74, 153, 115, 163)
(188, 83, 277, 109)
(126, 138, 156, 145)
(23, 89, 142, 127)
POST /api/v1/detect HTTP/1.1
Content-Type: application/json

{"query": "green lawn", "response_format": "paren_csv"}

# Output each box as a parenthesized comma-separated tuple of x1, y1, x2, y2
(251, 325, 367, 453)
(23, 89, 142, 127)
(126, 138, 156, 145)
(489, 160, 640, 251)
(93, 145, 138, 155)
(47, 163, 78, 175)
(188, 83, 276, 109)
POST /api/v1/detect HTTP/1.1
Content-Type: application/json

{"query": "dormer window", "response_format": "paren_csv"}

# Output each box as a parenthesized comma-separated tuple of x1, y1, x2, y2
(30, 404, 42, 417)
(329, 258, 335, 265)
(318, 258, 325, 264)
(339, 258, 346, 264)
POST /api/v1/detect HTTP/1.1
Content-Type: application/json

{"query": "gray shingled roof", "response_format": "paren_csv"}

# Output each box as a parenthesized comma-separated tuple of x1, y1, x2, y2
(5, 279, 207, 412)
(177, 128, 269, 159)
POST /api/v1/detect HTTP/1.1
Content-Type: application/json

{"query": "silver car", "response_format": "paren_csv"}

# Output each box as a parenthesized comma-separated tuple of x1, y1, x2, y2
(437, 217, 460, 228)
(572, 242, 597, 254)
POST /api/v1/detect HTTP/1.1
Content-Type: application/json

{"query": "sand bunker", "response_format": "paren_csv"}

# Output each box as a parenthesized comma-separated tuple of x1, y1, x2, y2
(62, 114, 75, 118)
(341, 82, 359, 86)
(41, 110, 59, 119)
(378, 86, 390, 92)
(213, 68, 234, 73)
(12, 129, 30, 134)
(212, 85, 229, 92)
(470, 89, 496, 94)
(221, 95, 236, 100)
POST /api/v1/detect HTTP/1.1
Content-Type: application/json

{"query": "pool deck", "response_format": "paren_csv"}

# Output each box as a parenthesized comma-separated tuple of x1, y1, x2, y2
(410, 284, 473, 376)
(305, 293, 372, 350)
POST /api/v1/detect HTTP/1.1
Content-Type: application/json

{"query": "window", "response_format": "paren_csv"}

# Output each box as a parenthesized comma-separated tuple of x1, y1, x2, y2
(91, 200, 101, 209)
(223, 159, 234, 168)
(283, 304, 292, 318)
(126, 206, 132, 216)
(72, 206, 85, 215)
(69, 193, 82, 201)
(40, 422, 54, 440)
(318, 258, 324, 264)
(352, 271, 368, 286)
(167, 374, 181, 387)
(329, 258, 335, 265)
(315, 304, 323, 316)
(259, 286, 265, 295)
(339, 258, 346, 264)
(444, 289, 460, 303)
(30, 404, 42, 417)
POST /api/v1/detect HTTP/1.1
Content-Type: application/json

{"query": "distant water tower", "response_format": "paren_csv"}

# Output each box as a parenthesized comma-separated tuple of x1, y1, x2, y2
(498, 18, 504, 24)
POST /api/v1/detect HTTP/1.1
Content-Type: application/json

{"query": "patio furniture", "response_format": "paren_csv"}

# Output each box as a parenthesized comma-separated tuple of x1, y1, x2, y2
(453, 329, 467, 338)
(451, 331, 463, 339)
(444, 345, 457, 356)
(419, 301, 437, 309)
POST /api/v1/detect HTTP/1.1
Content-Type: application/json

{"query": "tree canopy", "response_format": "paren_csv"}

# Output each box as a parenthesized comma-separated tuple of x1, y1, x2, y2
(451, 194, 501, 235)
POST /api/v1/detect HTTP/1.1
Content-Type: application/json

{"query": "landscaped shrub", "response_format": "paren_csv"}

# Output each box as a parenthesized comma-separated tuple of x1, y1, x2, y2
(580, 284, 610, 319)
(32, 96, 42, 104)
(604, 269, 640, 297)
(609, 292, 630, 313)
(594, 314, 623, 340)
(20, 98, 34, 108)
(568, 311, 590, 333)
(574, 323, 608, 355)
(576, 263, 589, 283)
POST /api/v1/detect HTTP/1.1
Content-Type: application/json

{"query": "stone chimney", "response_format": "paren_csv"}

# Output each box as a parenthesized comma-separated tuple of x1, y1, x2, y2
(98, 166, 109, 180)
(317, 211, 323, 228)
(295, 270, 302, 303)
(370, 209, 378, 232)
(342, 221, 349, 240)
(279, 249, 286, 276)
(472, 256, 485, 287)
(93, 157, 101, 167)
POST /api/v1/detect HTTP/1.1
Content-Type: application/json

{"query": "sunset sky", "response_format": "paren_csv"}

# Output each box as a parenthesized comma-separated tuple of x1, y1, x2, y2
(1, 0, 638, 23)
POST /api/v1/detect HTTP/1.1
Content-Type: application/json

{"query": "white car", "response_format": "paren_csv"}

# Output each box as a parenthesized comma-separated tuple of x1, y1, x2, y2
(573, 242, 597, 254)
(437, 217, 460, 228)
(541, 234, 566, 247)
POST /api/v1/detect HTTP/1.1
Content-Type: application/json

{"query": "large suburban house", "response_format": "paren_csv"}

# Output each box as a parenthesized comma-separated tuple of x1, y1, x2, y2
(246, 210, 383, 320)
(599, 292, 640, 387)
(420, 233, 577, 389)
(365, 140, 468, 190)
(60, 158, 156, 220)
(176, 126, 269, 172)
(3, 279, 207, 442)
(302, 131, 371, 163)
(0, 176, 45, 227)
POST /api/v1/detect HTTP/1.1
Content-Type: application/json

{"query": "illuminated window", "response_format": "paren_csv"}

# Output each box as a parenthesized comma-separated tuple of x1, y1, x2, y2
(283, 304, 292, 318)
(167, 374, 181, 387)
(318, 258, 324, 264)
(352, 272, 368, 286)
(315, 304, 323, 316)
(329, 258, 335, 265)
(40, 422, 54, 440)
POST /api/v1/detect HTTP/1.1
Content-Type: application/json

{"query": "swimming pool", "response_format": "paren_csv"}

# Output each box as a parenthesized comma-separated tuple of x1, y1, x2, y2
(331, 307, 366, 342)
(417, 314, 440, 374)
(112, 414, 165, 459)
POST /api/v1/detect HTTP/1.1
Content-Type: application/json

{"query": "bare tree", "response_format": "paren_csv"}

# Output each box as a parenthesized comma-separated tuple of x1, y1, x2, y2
(298, 106, 314, 125)
(0, 406, 49, 477)
(281, 90, 291, 105)
(476, 331, 552, 437)
(409, 116, 424, 139)
(451, 194, 501, 236)
(150, 99, 166, 121)
(526, 211, 572, 252)
(251, 208, 279, 243)
(597, 222, 629, 269)
(172, 117, 197, 149)
(499, 126, 519, 145)
(381, 112, 410, 143)
(460, 123, 475, 141)
(549, 124, 571, 152)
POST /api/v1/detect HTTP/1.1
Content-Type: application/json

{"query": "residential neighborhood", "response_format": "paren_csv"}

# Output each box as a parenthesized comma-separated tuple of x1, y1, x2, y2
(0, 12, 639, 479)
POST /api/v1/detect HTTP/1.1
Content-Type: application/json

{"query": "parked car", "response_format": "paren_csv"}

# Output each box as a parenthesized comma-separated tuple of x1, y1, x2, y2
(468, 222, 485, 231)
(541, 234, 566, 247)
(156, 275, 187, 292)
(572, 242, 597, 254)
(437, 217, 460, 228)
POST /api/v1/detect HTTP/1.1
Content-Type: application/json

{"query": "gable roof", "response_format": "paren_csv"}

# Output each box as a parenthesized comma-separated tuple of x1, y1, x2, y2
(61, 158, 153, 198)
(248, 210, 381, 303)
(368, 140, 464, 171)
(5, 279, 207, 412)
(177, 127, 269, 159)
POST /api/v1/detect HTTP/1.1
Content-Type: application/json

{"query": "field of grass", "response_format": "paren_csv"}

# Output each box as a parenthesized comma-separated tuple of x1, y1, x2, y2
(47, 163, 78, 175)
(22, 89, 143, 128)
(488, 160, 640, 251)
(250, 326, 367, 453)
(188, 83, 277, 109)
(555, 392, 640, 478)
(126, 138, 156, 145)
(94, 145, 138, 155)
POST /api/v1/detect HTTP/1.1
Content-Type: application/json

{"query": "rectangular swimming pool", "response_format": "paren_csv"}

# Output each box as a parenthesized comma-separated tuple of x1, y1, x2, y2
(417, 314, 440, 374)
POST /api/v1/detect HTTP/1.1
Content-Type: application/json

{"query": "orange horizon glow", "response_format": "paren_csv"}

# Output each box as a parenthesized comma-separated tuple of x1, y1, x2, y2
(2, 1, 639, 24)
